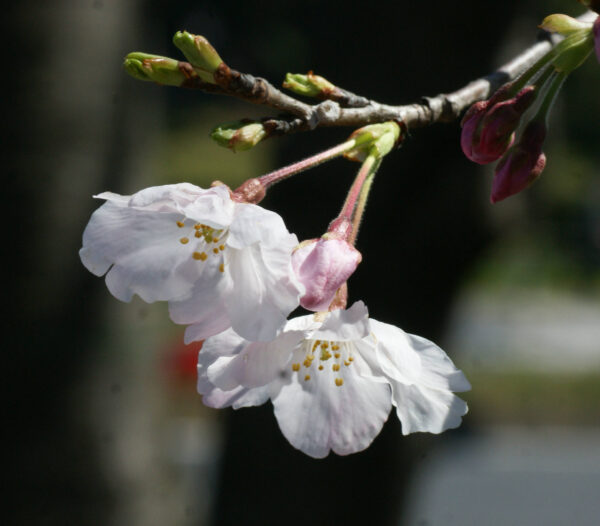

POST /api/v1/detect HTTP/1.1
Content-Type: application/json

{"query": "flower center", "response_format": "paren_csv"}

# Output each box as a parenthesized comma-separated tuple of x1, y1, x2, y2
(291, 339, 354, 387)
(176, 219, 227, 272)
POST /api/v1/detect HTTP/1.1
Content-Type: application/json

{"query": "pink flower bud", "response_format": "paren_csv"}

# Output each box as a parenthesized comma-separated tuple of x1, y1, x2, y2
(490, 120, 547, 204)
(594, 17, 600, 64)
(292, 238, 362, 312)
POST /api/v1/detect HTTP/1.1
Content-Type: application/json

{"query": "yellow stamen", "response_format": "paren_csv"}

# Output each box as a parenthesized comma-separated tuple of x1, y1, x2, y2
(219, 245, 225, 251)
(213, 248, 219, 254)
(292, 363, 300, 371)
(335, 378, 344, 387)
(334, 353, 341, 359)
(193, 251, 208, 261)
(176, 221, 185, 228)
(332, 363, 340, 372)
(180, 237, 189, 244)
(305, 375, 311, 381)
(318, 365, 324, 371)
(219, 263, 225, 273)
(320, 350, 332, 361)
(195, 231, 202, 238)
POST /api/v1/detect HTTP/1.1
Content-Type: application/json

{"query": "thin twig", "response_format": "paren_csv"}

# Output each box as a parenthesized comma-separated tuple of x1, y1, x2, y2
(179, 11, 596, 132)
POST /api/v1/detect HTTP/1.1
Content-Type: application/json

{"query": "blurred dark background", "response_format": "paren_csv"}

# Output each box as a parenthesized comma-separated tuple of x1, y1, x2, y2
(6, 1, 599, 525)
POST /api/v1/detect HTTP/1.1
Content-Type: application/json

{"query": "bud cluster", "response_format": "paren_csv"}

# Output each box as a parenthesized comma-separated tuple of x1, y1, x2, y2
(461, 11, 597, 203)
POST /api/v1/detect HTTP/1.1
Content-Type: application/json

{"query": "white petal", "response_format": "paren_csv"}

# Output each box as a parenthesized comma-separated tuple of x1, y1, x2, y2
(200, 383, 270, 409)
(224, 244, 301, 341)
(198, 349, 269, 409)
(226, 203, 291, 249)
(81, 185, 234, 303)
(272, 350, 391, 458)
(283, 313, 322, 333)
(370, 319, 470, 392)
(390, 382, 468, 435)
(404, 333, 471, 392)
(169, 260, 233, 342)
(369, 318, 423, 384)
(208, 330, 303, 390)
(312, 301, 370, 341)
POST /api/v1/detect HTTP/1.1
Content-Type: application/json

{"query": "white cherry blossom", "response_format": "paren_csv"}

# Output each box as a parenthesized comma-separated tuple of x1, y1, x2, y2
(197, 301, 470, 458)
(80, 183, 303, 341)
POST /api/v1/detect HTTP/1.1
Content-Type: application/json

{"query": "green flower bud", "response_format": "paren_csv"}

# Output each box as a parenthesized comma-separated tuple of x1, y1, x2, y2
(283, 71, 335, 98)
(539, 14, 593, 36)
(344, 122, 401, 162)
(123, 52, 186, 86)
(173, 31, 223, 82)
(211, 121, 267, 152)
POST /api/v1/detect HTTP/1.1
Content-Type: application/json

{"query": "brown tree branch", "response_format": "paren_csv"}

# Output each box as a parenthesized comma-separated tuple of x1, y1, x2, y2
(180, 11, 596, 134)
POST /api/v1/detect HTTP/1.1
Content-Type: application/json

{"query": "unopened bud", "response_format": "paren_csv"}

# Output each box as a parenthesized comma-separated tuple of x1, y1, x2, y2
(283, 71, 336, 98)
(475, 86, 537, 164)
(292, 237, 362, 312)
(211, 121, 267, 152)
(173, 31, 223, 83)
(344, 122, 401, 162)
(539, 14, 592, 36)
(490, 120, 547, 203)
(123, 52, 186, 86)
(461, 84, 516, 164)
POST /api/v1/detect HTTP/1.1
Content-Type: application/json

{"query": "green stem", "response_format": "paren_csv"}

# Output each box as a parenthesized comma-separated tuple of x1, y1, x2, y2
(348, 156, 382, 245)
(535, 71, 568, 123)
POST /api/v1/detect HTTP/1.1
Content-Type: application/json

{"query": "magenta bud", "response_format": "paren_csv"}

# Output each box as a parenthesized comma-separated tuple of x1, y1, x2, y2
(460, 84, 514, 164)
(490, 120, 547, 203)
(478, 87, 537, 163)
(594, 17, 600, 64)
(460, 100, 490, 163)
(292, 238, 362, 312)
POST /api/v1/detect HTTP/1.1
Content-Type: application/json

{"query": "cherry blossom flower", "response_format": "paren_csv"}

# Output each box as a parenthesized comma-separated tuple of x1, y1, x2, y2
(197, 301, 470, 458)
(80, 183, 303, 341)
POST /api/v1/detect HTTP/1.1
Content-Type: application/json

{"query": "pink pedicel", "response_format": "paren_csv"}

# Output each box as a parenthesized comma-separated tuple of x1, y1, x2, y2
(490, 120, 547, 204)
(292, 237, 362, 312)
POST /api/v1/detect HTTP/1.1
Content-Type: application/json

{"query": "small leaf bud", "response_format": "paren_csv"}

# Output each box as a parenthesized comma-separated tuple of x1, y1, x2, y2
(123, 52, 186, 86)
(539, 14, 592, 36)
(344, 122, 401, 162)
(283, 71, 336, 98)
(211, 121, 267, 152)
(172, 31, 223, 82)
